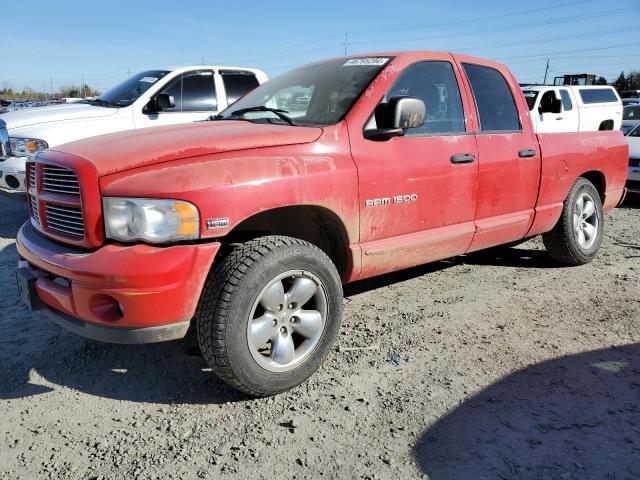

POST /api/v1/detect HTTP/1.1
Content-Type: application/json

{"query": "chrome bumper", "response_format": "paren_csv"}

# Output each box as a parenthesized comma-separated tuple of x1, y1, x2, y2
(0, 156, 27, 197)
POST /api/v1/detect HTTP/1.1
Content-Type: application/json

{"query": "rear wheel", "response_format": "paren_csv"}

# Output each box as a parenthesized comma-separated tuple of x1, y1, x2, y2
(542, 177, 603, 265)
(196, 236, 342, 396)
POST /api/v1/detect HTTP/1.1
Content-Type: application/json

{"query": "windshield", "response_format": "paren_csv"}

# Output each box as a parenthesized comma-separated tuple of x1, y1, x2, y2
(623, 105, 640, 120)
(97, 70, 171, 107)
(521, 90, 539, 111)
(217, 57, 392, 126)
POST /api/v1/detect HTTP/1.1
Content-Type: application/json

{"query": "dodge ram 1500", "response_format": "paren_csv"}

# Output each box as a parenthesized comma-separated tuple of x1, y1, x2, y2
(16, 52, 628, 396)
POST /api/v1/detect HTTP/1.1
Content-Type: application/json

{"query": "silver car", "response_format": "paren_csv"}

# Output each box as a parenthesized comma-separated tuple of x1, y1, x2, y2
(626, 124, 640, 193)
(622, 104, 640, 135)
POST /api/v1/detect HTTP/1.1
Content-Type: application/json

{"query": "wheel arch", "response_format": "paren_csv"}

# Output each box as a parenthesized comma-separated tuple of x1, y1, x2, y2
(579, 170, 606, 203)
(221, 205, 352, 278)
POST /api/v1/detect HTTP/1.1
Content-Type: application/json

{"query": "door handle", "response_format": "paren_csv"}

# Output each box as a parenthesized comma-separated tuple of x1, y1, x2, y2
(556, 116, 563, 120)
(450, 153, 475, 164)
(518, 148, 536, 158)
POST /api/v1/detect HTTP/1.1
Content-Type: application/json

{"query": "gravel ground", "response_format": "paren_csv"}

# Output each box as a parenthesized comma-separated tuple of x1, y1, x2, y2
(1, 194, 639, 480)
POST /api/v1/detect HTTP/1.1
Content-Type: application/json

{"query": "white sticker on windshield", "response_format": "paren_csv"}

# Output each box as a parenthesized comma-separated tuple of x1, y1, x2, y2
(343, 58, 389, 67)
(139, 76, 158, 83)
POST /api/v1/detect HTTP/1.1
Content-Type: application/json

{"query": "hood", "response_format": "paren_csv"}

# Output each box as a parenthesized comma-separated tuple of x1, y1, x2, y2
(51, 121, 324, 176)
(3, 103, 119, 130)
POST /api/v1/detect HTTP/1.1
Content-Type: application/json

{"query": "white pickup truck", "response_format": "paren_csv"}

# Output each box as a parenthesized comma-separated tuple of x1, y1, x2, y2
(521, 85, 622, 134)
(0, 66, 268, 197)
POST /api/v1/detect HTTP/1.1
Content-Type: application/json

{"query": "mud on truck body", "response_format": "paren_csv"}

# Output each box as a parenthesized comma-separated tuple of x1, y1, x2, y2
(17, 52, 628, 396)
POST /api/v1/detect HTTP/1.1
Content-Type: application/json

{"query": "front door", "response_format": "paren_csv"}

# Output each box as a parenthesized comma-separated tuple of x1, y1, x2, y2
(348, 57, 479, 279)
(134, 70, 218, 128)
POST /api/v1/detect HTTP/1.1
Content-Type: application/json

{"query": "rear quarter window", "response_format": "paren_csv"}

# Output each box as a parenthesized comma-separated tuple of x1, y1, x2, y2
(579, 88, 618, 104)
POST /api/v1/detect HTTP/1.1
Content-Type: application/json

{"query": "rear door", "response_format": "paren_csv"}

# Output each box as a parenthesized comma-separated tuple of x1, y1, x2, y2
(458, 60, 541, 251)
(348, 56, 479, 278)
(219, 70, 261, 111)
(558, 88, 579, 132)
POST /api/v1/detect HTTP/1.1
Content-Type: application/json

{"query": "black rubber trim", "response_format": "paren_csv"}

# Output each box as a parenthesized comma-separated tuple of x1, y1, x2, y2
(45, 308, 190, 344)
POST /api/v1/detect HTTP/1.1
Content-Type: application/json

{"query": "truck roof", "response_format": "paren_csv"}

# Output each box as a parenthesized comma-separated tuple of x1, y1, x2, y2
(164, 65, 267, 75)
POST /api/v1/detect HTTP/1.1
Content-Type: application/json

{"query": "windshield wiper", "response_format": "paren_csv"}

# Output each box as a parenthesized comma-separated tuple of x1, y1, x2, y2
(86, 98, 119, 108)
(227, 106, 297, 126)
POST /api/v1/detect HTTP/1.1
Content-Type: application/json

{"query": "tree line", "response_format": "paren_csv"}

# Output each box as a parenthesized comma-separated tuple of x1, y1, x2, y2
(0, 82, 101, 100)
(613, 71, 640, 91)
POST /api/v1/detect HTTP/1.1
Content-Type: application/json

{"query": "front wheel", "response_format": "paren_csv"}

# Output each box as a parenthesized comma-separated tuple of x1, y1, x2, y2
(196, 236, 342, 396)
(542, 177, 604, 265)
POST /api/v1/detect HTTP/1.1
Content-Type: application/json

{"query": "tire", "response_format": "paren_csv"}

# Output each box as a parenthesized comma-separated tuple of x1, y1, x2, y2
(542, 177, 604, 265)
(196, 235, 342, 396)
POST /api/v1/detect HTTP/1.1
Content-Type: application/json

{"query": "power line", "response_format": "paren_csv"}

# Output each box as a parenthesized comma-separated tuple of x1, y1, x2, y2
(349, 0, 598, 35)
(348, 6, 640, 47)
(497, 40, 640, 61)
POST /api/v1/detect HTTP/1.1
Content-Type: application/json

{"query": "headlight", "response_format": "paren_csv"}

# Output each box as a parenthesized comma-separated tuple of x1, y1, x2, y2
(9, 137, 48, 158)
(103, 197, 200, 243)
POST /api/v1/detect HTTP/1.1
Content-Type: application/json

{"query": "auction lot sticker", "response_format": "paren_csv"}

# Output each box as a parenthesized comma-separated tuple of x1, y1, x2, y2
(343, 58, 389, 66)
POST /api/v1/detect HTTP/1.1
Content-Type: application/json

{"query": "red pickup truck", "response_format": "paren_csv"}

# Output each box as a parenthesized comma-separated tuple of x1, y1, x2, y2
(16, 52, 628, 396)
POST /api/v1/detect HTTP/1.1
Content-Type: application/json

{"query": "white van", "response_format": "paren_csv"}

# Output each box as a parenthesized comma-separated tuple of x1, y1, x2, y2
(521, 85, 622, 134)
(0, 66, 268, 197)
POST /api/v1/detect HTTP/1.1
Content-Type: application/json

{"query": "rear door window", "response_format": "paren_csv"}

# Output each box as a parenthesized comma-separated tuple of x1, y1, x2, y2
(463, 63, 521, 132)
(559, 90, 573, 111)
(221, 71, 260, 105)
(159, 70, 217, 112)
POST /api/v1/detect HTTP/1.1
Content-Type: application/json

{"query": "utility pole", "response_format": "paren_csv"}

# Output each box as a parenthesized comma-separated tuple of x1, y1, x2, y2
(49, 77, 54, 97)
(81, 75, 85, 98)
(127, 67, 131, 77)
(342, 32, 350, 56)
(543, 58, 550, 85)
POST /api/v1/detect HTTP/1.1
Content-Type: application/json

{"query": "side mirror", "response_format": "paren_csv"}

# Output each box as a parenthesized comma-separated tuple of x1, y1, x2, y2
(364, 96, 426, 140)
(539, 97, 562, 114)
(148, 93, 175, 113)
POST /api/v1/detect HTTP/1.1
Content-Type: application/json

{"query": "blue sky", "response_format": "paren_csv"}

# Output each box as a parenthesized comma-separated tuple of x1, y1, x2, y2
(2, 0, 639, 92)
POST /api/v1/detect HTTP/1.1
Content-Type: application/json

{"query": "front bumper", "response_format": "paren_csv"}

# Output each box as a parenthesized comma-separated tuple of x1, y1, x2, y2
(16, 222, 220, 343)
(0, 155, 27, 197)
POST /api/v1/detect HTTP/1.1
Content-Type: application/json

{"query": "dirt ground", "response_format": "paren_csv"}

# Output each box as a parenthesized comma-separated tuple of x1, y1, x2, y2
(1, 194, 639, 480)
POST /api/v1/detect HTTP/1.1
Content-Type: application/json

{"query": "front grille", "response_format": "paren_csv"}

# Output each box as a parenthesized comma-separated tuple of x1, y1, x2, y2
(42, 165, 80, 196)
(27, 162, 87, 241)
(44, 204, 84, 237)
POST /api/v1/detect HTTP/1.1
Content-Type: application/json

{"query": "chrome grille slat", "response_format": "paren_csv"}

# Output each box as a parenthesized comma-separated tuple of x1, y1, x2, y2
(45, 204, 84, 215)
(41, 187, 81, 195)
(49, 222, 84, 235)
(43, 213, 84, 227)
(30, 196, 41, 226)
(42, 166, 79, 196)
(43, 177, 80, 183)
(44, 210, 83, 221)
(47, 221, 84, 232)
